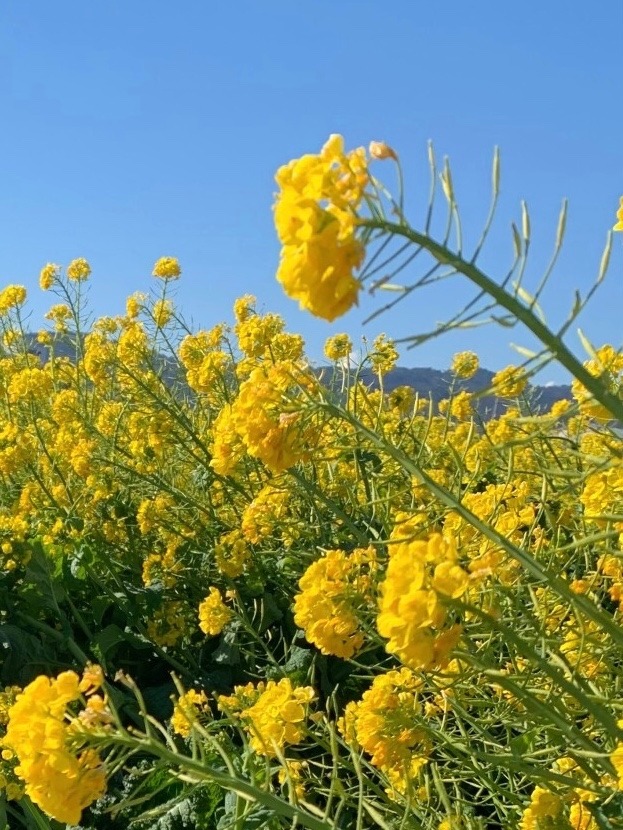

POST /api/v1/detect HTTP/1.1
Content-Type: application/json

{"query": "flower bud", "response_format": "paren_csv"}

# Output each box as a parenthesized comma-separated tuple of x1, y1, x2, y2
(369, 141, 397, 161)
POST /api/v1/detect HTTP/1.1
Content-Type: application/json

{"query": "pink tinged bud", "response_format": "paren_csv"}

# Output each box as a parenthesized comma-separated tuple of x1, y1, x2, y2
(369, 141, 397, 161)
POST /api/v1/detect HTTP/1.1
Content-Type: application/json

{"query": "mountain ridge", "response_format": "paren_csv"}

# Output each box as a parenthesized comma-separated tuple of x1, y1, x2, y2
(21, 333, 573, 418)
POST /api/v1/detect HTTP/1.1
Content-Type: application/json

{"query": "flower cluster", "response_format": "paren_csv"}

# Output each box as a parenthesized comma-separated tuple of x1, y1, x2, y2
(451, 350, 479, 379)
(571, 344, 623, 421)
(377, 521, 468, 670)
(341, 668, 430, 797)
(198, 586, 233, 636)
(293, 546, 378, 658)
(273, 134, 369, 320)
(218, 678, 315, 757)
(491, 364, 528, 398)
(2, 667, 108, 825)
(171, 689, 209, 738)
(211, 360, 319, 474)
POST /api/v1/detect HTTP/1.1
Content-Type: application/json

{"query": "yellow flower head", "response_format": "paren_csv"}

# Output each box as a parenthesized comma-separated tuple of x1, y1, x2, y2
(491, 365, 527, 398)
(241, 678, 315, 757)
(377, 524, 467, 670)
(293, 546, 377, 658)
(198, 587, 233, 636)
(451, 350, 479, 379)
(3, 669, 107, 824)
(39, 263, 59, 290)
(340, 667, 429, 796)
(171, 689, 209, 738)
(152, 256, 181, 280)
(614, 196, 623, 231)
(324, 333, 353, 362)
(152, 298, 174, 328)
(371, 334, 399, 375)
(273, 135, 369, 321)
(66, 258, 92, 282)
(0, 285, 27, 316)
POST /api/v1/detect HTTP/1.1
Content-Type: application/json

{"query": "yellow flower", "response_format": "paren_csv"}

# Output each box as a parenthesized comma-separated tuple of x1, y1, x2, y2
(377, 525, 467, 670)
(324, 333, 352, 362)
(277, 759, 307, 801)
(241, 678, 315, 757)
(198, 587, 233, 636)
(611, 741, 623, 788)
(39, 264, 59, 290)
(519, 786, 562, 829)
(614, 196, 623, 231)
(126, 291, 147, 319)
(571, 343, 623, 421)
(66, 258, 91, 282)
(439, 390, 473, 421)
(273, 134, 369, 321)
(491, 364, 527, 398)
(152, 298, 174, 327)
(45, 302, 73, 333)
(276, 230, 363, 322)
(0, 285, 27, 315)
(370, 334, 399, 375)
(451, 350, 479, 379)
(233, 294, 256, 323)
(340, 668, 429, 796)
(3, 669, 107, 825)
(171, 689, 209, 738)
(294, 547, 377, 658)
(211, 361, 318, 475)
(152, 256, 181, 280)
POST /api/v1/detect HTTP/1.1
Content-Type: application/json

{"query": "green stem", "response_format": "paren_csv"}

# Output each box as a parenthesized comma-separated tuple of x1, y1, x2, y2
(360, 219, 623, 423)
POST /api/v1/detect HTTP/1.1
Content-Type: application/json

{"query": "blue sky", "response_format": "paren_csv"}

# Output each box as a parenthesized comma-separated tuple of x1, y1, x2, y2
(0, 1, 620, 381)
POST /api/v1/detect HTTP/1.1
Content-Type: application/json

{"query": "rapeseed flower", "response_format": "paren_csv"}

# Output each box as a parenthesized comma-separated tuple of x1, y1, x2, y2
(152, 256, 181, 280)
(198, 587, 233, 636)
(171, 689, 209, 738)
(294, 546, 377, 658)
(66, 258, 91, 282)
(274, 134, 369, 321)
(451, 350, 479, 379)
(39, 263, 59, 290)
(3, 668, 107, 825)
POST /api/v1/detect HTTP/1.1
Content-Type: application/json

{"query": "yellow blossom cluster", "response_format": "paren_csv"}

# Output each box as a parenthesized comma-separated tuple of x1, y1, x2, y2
(2, 667, 108, 825)
(198, 586, 233, 636)
(171, 689, 209, 738)
(571, 344, 623, 421)
(273, 134, 369, 321)
(377, 521, 468, 670)
(451, 350, 479, 379)
(293, 546, 377, 658)
(491, 364, 528, 398)
(324, 332, 353, 362)
(340, 668, 430, 797)
(211, 360, 319, 475)
(218, 678, 315, 757)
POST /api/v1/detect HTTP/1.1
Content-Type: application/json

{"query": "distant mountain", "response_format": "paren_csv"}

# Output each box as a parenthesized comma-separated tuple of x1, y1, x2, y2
(318, 365, 573, 419)
(21, 333, 573, 419)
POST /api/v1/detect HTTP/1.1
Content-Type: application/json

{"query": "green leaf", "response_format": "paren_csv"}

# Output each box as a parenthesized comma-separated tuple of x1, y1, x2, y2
(212, 622, 240, 666)
(142, 680, 177, 721)
(256, 593, 283, 634)
(0, 624, 46, 685)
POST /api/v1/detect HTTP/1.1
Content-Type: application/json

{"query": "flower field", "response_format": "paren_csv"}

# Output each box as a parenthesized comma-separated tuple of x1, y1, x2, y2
(1, 137, 623, 829)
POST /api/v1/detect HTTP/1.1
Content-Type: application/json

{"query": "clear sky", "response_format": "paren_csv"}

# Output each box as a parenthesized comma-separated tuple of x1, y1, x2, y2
(0, 1, 620, 381)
